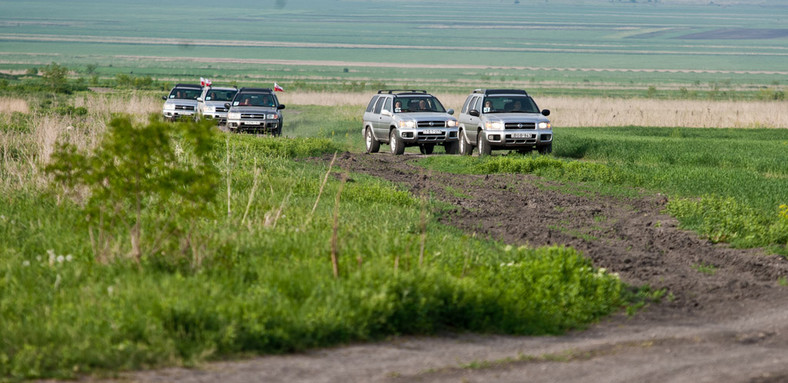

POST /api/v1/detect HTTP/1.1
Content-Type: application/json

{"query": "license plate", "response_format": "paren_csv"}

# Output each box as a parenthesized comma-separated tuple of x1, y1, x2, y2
(244, 121, 261, 125)
(422, 129, 442, 134)
(512, 133, 532, 138)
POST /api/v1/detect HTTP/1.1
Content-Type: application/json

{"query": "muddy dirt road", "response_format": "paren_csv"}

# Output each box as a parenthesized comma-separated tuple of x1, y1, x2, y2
(104, 152, 788, 383)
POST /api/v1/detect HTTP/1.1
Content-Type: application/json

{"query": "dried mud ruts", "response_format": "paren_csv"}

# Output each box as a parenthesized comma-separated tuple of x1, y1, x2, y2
(327, 152, 788, 319)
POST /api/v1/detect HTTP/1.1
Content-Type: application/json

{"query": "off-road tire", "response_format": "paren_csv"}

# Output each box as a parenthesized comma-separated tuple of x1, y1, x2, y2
(365, 128, 380, 153)
(419, 144, 435, 155)
(478, 131, 492, 156)
(390, 129, 405, 155)
(458, 130, 473, 156)
(538, 142, 553, 155)
(444, 140, 459, 154)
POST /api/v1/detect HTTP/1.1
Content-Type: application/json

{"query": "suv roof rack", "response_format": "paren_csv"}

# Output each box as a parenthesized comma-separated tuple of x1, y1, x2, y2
(239, 87, 273, 93)
(206, 84, 238, 89)
(175, 83, 203, 89)
(377, 89, 428, 95)
(473, 89, 528, 96)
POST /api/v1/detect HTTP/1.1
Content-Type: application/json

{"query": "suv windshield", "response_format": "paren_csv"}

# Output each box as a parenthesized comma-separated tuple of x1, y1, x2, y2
(393, 96, 446, 113)
(482, 95, 539, 114)
(232, 93, 277, 107)
(169, 88, 201, 100)
(205, 89, 237, 102)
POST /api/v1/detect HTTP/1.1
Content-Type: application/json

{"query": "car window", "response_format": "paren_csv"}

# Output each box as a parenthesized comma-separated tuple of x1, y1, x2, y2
(373, 97, 385, 114)
(393, 96, 446, 113)
(461, 96, 472, 114)
(366, 96, 379, 112)
(232, 93, 276, 107)
(383, 98, 392, 113)
(483, 95, 539, 113)
(470, 96, 481, 113)
(169, 88, 201, 100)
(205, 90, 237, 102)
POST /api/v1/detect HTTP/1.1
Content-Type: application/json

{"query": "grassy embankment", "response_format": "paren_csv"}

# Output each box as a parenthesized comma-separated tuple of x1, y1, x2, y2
(0, 93, 624, 380)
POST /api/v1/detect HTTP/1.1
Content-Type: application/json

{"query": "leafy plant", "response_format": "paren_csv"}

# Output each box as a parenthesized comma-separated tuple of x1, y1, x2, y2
(45, 115, 220, 265)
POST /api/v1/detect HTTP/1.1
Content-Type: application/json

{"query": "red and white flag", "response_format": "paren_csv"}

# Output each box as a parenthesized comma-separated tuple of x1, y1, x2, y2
(206, 78, 212, 86)
(274, 82, 284, 92)
(200, 77, 206, 86)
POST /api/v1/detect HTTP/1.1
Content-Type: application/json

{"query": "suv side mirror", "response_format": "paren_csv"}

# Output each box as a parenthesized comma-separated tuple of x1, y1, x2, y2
(541, 109, 550, 116)
(469, 109, 480, 117)
(381, 110, 393, 117)
(196, 97, 203, 102)
(224, 103, 231, 109)
(277, 104, 286, 110)
(162, 96, 167, 100)
(447, 108, 454, 115)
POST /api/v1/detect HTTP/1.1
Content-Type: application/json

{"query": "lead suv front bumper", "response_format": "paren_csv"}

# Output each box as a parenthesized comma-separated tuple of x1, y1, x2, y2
(482, 128, 552, 148)
(396, 127, 459, 144)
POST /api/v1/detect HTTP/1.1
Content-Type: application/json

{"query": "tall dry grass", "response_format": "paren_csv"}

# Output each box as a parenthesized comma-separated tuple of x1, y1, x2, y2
(0, 97, 30, 114)
(278, 92, 788, 129)
(1, 93, 161, 191)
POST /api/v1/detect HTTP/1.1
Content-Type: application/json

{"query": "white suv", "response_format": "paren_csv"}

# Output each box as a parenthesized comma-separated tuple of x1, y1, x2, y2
(161, 84, 202, 121)
(457, 89, 553, 156)
(362, 90, 459, 155)
(197, 86, 237, 125)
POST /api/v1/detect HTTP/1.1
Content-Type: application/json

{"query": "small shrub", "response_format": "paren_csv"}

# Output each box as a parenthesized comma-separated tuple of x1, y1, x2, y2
(45, 115, 220, 264)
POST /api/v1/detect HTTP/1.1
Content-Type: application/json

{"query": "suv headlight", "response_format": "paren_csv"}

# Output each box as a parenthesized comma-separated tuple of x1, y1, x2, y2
(266, 114, 279, 120)
(398, 120, 415, 129)
(484, 121, 504, 130)
(447, 120, 457, 127)
(538, 122, 551, 130)
(227, 112, 241, 120)
(163, 103, 175, 111)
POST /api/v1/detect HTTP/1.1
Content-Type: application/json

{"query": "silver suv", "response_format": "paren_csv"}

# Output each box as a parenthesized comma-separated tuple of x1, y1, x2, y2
(457, 89, 552, 156)
(362, 90, 458, 155)
(161, 84, 202, 121)
(197, 85, 238, 125)
(225, 88, 285, 136)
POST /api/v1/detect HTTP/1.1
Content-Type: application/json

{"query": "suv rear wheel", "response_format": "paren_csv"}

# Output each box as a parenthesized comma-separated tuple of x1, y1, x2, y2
(365, 128, 380, 153)
(538, 143, 552, 155)
(390, 129, 405, 155)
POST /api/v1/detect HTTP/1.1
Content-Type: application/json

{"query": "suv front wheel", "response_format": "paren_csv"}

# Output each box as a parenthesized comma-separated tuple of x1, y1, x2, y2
(390, 129, 405, 155)
(478, 131, 492, 156)
(458, 130, 473, 156)
(365, 128, 380, 153)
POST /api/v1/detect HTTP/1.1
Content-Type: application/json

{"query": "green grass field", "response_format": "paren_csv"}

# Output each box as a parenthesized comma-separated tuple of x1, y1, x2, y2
(1, 0, 786, 96)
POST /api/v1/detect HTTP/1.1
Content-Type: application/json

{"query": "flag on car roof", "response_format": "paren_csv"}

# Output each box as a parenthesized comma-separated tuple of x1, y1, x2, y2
(200, 77, 206, 86)
(206, 78, 212, 86)
(274, 82, 284, 92)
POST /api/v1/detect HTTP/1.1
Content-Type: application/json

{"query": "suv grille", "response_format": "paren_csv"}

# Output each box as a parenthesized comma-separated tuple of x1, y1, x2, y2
(417, 120, 446, 128)
(241, 113, 266, 119)
(175, 105, 195, 111)
(505, 122, 535, 129)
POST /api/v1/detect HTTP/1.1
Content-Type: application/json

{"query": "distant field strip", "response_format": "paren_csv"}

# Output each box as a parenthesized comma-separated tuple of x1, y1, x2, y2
(104, 55, 788, 76)
(1, 33, 787, 59)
